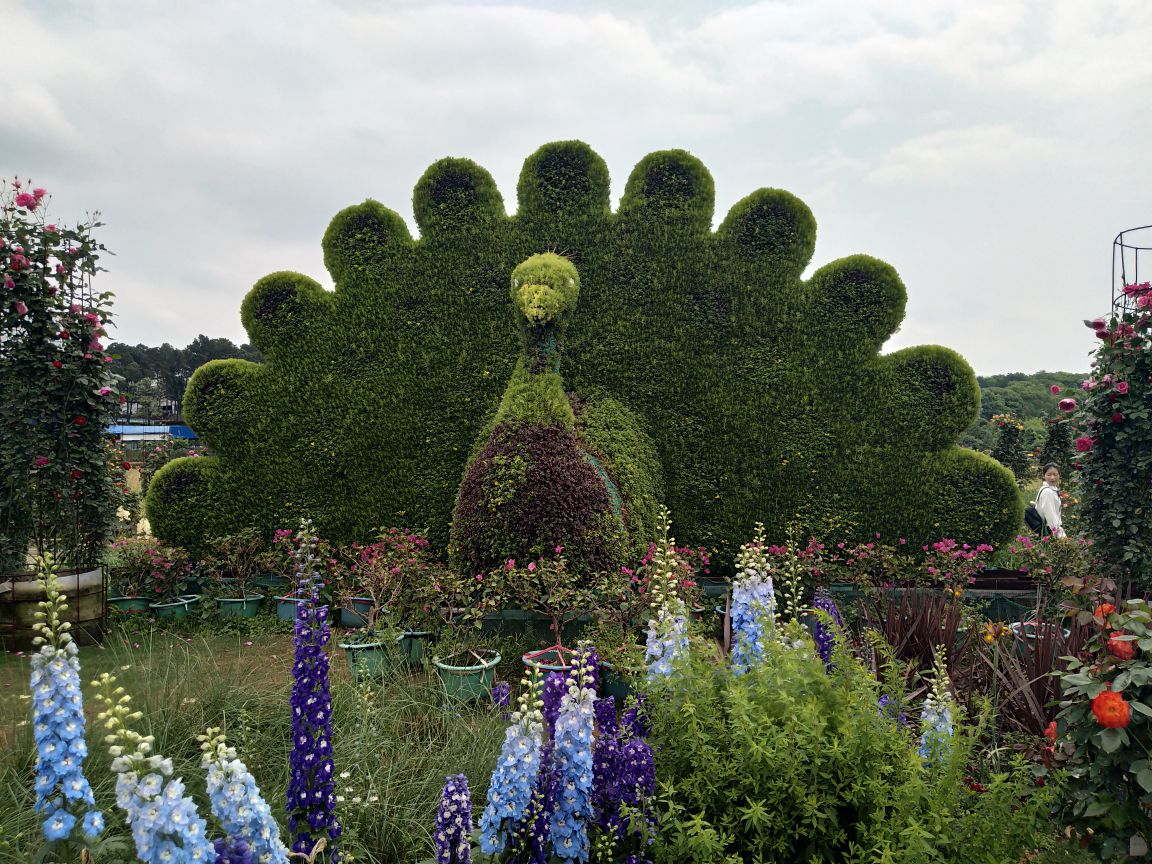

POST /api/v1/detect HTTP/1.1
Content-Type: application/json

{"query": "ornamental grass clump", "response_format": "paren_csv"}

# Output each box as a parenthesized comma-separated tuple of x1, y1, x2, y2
(643, 509, 689, 681)
(93, 672, 215, 864)
(28, 553, 105, 845)
(286, 519, 341, 861)
(729, 523, 776, 676)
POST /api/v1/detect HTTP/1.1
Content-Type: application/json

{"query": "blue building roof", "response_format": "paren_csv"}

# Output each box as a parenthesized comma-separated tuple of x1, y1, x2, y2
(106, 424, 197, 439)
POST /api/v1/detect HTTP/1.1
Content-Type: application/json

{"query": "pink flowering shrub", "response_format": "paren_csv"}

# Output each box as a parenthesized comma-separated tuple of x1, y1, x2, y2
(0, 179, 120, 570)
(1076, 303, 1152, 588)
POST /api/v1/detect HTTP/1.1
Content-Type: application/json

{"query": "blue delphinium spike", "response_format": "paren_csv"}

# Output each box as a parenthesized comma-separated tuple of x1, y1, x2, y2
(200, 727, 289, 864)
(730, 539, 777, 674)
(93, 672, 215, 864)
(548, 643, 597, 862)
(918, 649, 955, 766)
(810, 588, 844, 668)
(479, 672, 545, 855)
(28, 553, 104, 845)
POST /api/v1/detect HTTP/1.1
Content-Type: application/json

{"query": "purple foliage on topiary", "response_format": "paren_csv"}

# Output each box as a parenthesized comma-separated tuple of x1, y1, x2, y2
(450, 422, 624, 574)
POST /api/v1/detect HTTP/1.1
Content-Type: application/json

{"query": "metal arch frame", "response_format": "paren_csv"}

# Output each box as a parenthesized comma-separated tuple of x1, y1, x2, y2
(1112, 225, 1152, 315)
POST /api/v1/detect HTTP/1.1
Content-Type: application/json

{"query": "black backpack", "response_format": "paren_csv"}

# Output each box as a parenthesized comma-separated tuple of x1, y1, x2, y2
(1023, 486, 1053, 535)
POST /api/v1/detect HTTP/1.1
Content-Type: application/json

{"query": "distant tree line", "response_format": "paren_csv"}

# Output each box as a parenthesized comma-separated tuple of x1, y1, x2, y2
(961, 370, 1086, 455)
(108, 335, 262, 420)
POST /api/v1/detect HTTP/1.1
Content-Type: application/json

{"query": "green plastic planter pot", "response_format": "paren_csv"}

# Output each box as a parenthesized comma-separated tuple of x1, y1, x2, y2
(340, 598, 375, 628)
(600, 662, 634, 703)
(434, 650, 501, 702)
(340, 640, 393, 682)
(148, 594, 200, 620)
(276, 596, 307, 622)
(397, 630, 433, 666)
(108, 596, 152, 613)
(216, 593, 265, 618)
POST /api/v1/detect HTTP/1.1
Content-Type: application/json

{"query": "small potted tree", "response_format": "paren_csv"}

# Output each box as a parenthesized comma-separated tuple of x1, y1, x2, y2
(142, 543, 196, 619)
(205, 528, 266, 618)
(430, 567, 501, 702)
(103, 537, 161, 612)
(508, 552, 596, 677)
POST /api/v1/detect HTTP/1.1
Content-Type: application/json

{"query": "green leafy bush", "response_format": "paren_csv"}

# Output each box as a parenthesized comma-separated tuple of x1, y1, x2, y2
(645, 633, 1056, 863)
(1051, 599, 1152, 861)
(148, 141, 1018, 562)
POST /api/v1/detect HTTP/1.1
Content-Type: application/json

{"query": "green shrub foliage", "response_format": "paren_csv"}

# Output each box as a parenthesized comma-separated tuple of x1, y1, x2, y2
(1038, 417, 1074, 475)
(147, 141, 1018, 559)
(646, 636, 1056, 863)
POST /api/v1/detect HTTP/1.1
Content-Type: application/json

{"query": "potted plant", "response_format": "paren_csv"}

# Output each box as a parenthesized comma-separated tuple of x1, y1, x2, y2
(0, 181, 121, 649)
(102, 537, 160, 612)
(142, 543, 197, 619)
(504, 553, 596, 677)
(429, 566, 502, 701)
(205, 528, 267, 618)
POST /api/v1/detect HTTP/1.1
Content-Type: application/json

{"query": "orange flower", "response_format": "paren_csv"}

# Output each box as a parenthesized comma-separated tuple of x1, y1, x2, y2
(1107, 631, 1136, 661)
(1044, 720, 1057, 742)
(1093, 603, 1117, 623)
(1091, 689, 1131, 729)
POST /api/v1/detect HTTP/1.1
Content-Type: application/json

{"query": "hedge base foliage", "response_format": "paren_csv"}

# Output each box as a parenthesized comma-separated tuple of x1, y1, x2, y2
(148, 140, 1019, 562)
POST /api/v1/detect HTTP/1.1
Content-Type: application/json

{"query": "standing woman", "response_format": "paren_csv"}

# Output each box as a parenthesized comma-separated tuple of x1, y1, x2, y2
(1034, 462, 1066, 538)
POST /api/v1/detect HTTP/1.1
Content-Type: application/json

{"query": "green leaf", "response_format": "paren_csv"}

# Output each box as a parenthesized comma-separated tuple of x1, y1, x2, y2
(1099, 727, 1128, 754)
(1131, 701, 1152, 716)
(1136, 769, 1152, 794)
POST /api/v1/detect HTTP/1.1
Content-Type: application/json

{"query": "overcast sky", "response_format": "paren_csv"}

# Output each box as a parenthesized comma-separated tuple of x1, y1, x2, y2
(5, 0, 1149, 375)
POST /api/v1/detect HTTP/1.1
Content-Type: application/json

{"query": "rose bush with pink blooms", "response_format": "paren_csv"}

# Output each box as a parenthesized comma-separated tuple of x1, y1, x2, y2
(0, 180, 120, 571)
(1076, 301, 1152, 589)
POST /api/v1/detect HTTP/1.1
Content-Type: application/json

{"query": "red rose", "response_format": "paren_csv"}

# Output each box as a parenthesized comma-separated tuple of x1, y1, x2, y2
(73, 416, 87, 426)
(52, 360, 62, 369)
(58, 330, 70, 339)
(1091, 688, 1131, 729)
(1111, 412, 1125, 424)
(122, 462, 131, 470)
(1075, 436, 1094, 452)
(1107, 631, 1136, 661)
(1050, 384, 1061, 394)
(70, 469, 83, 480)
(1058, 398, 1077, 412)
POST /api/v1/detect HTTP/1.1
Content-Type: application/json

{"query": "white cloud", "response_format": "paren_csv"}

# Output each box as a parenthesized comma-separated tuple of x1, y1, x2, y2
(868, 124, 1057, 183)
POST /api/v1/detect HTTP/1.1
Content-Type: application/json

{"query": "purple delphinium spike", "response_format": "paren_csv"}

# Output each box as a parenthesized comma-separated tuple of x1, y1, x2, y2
(619, 697, 649, 740)
(213, 837, 254, 864)
(878, 694, 909, 728)
(492, 681, 511, 709)
(435, 774, 473, 864)
(286, 520, 341, 862)
(592, 698, 623, 837)
(810, 588, 844, 668)
(542, 672, 567, 738)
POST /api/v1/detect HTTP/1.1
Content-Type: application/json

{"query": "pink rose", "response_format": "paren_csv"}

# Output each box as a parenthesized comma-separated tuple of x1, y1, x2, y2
(46, 224, 56, 232)
(14, 300, 27, 315)
(1139, 295, 1151, 309)
(98, 387, 111, 396)
(14, 192, 34, 208)
(1117, 381, 1129, 395)
(34, 457, 49, 468)
(1058, 398, 1077, 412)
(1049, 384, 1060, 395)
(1075, 436, 1094, 452)
(527, 562, 536, 572)
(505, 559, 515, 571)
(554, 545, 563, 554)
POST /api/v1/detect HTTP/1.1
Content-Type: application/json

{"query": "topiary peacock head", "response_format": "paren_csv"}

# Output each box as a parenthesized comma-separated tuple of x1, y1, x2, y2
(510, 252, 579, 328)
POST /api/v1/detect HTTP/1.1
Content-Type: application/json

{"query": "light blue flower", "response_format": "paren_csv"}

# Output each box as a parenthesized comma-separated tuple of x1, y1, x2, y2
(730, 562, 775, 676)
(42, 808, 76, 841)
(201, 728, 290, 864)
(81, 810, 105, 839)
(548, 647, 597, 862)
(479, 676, 545, 855)
(645, 597, 689, 682)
